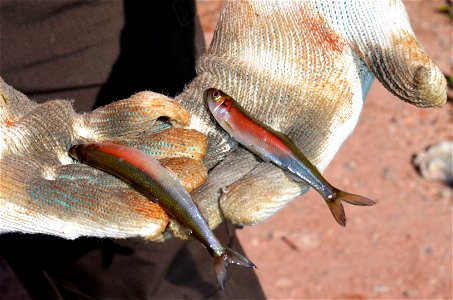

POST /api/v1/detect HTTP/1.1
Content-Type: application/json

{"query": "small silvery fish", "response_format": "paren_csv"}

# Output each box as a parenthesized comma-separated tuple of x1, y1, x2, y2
(206, 88, 375, 226)
(69, 142, 255, 288)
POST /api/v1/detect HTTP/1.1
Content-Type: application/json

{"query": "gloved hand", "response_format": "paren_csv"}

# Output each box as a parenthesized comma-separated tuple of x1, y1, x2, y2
(0, 77, 208, 240)
(176, 0, 447, 227)
(0, 0, 447, 240)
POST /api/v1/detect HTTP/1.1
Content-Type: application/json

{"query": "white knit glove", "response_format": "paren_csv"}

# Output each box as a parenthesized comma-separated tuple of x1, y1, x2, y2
(176, 0, 447, 227)
(0, 0, 446, 239)
(0, 78, 208, 240)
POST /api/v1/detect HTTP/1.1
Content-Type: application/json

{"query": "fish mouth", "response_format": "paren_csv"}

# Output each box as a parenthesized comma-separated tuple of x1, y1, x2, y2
(204, 88, 216, 101)
(205, 88, 219, 114)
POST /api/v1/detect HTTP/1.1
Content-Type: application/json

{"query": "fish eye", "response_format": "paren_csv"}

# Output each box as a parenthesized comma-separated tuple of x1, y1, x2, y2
(212, 90, 221, 100)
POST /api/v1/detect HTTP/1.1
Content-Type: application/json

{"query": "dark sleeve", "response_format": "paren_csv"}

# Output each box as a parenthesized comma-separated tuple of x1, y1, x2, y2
(0, 0, 123, 112)
(0, 1, 265, 299)
(0, 0, 197, 112)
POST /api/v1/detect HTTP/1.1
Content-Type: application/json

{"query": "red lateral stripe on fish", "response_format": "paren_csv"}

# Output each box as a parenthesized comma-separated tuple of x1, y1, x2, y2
(74, 142, 162, 181)
(69, 141, 255, 288)
(205, 88, 375, 227)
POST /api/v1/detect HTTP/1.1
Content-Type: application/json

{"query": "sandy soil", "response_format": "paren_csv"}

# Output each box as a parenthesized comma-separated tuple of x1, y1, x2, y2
(1, 1, 451, 299)
(198, 1, 453, 299)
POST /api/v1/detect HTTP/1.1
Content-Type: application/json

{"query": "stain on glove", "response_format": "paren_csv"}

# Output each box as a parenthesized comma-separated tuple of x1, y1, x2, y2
(0, 77, 207, 240)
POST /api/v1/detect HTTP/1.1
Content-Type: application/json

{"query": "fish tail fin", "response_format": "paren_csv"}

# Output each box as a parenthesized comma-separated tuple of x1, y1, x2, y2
(326, 189, 376, 227)
(214, 247, 256, 289)
(327, 198, 347, 227)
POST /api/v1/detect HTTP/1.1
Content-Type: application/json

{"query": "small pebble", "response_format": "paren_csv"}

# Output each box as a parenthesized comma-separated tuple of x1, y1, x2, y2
(373, 284, 390, 293)
(267, 230, 274, 239)
(383, 167, 397, 180)
(344, 161, 356, 170)
(275, 278, 293, 288)
(423, 246, 434, 255)
(250, 237, 260, 247)
(413, 141, 453, 186)
(438, 188, 452, 201)
(402, 289, 418, 298)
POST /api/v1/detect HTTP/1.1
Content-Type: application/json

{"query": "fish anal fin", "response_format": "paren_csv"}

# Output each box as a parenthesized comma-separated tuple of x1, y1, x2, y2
(214, 256, 228, 289)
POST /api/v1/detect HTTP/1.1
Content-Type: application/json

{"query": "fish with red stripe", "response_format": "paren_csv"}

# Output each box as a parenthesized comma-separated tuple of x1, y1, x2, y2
(205, 88, 375, 226)
(69, 141, 255, 288)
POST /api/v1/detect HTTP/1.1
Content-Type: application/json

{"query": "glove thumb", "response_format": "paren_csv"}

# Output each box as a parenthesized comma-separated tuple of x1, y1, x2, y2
(315, 0, 447, 107)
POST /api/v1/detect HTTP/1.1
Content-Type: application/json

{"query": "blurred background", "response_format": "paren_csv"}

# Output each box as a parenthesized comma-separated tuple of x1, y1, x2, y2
(1, 0, 452, 299)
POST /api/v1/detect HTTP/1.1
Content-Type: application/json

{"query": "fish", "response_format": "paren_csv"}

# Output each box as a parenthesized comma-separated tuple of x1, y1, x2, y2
(205, 88, 375, 227)
(69, 141, 255, 288)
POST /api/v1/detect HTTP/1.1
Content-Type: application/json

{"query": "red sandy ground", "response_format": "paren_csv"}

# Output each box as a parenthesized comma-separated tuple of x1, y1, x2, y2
(1, 1, 451, 299)
(198, 0, 452, 299)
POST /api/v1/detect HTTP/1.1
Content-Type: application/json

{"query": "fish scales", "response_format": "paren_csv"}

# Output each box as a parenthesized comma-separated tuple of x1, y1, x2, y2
(206, 88, 375, 226)
(69, 141, 255, 288)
